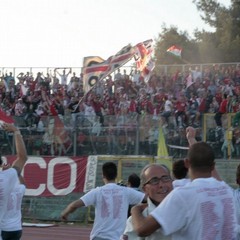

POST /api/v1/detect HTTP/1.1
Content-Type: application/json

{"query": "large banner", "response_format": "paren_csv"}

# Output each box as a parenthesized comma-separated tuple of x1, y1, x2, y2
(4, 156, 90, 197)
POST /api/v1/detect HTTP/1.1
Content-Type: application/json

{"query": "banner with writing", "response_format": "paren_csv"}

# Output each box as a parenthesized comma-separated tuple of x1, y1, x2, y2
(4, 156, 94, 197)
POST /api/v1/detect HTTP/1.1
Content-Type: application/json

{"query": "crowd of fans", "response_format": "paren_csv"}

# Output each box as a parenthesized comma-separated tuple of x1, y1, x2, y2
(1, 64, 240, 157)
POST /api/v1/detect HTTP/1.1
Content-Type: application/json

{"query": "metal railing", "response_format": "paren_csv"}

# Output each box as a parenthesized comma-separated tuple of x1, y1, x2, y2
(1, 113, 237, 160)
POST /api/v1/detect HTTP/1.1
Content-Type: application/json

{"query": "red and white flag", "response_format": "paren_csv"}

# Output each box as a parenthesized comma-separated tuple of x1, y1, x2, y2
(134, 39, 154, 71)
(141, 59, 155, 82)
(82, 56, 106, 92)
(20, 84, 29, 97)
(83, 44, 134, 92)
(167, 45, 182, 58)
(186, 74, 194, 88)
(134, 39, 155, 81)
(99, 44, 135, 80)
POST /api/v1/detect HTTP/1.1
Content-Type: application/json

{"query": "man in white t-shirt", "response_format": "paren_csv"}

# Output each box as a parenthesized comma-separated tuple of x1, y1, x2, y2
(131, 128, 238, 240)
(55, 68, 71, 86)
(0, 123, 28, 240)
(121, 164, 172, 240)
(172, 159, 191, 189)
(231, 163, 240, 237)
(161, 96, 173, 126)
(61, 162, 145, 240)
(0, 175, 25, 240)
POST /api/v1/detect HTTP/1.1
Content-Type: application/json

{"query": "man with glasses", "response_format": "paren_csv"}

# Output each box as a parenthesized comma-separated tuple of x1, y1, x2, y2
(131, 127, 238, 239)
(121, 164, 172, 240)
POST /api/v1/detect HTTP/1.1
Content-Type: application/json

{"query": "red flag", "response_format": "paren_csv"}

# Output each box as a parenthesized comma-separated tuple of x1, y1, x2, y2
(0, 108, 14, 123)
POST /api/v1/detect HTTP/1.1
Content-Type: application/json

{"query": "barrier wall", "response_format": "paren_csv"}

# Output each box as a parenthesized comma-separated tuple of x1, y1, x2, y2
(21, 155, 154, 222)
(3, 112, 240, 222)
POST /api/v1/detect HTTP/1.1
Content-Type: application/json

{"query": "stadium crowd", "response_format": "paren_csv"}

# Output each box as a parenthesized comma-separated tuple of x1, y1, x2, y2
(1, 64, 240, 157)
(1, 64, 240, 125)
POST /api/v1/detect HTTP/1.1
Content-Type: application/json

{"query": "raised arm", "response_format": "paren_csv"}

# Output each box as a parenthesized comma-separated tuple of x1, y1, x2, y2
(186, 126, 197, 146)
(2, 123, 27, 174)
(186, 126, 221, 180)
(66, 68, 72, 75)
(54, 68, 61, 76)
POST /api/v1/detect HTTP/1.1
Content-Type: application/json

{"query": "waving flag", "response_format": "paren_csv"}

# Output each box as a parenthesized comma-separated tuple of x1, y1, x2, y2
(99, 44, 135, 80)
(43, 116, 72, 155)
(133, 39, 155, 81)
(134, 39, 153, 71)
(167, 45, 182, 58)
(54, 116, 72, 154)
(82, 56, 106, 92)
(186, 74, 194, 88)
(20, 84, 29, 97)
(83, 44, 135, 92)
(157, 127, 168, 157)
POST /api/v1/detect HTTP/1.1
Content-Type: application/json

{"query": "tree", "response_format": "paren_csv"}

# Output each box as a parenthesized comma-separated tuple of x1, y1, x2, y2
(154, 0, 240, 67)
(193, 0, 240, 62)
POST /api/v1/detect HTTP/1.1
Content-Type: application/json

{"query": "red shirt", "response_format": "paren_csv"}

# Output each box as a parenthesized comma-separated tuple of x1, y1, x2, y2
(92, 100, 104, 113)
(175, 101, 186, 112)
(128, 99, 137, 113)
(219, 99, 228, 113)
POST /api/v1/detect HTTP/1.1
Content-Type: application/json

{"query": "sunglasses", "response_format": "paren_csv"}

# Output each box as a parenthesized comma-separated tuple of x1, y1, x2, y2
(143, 176, 172, 186)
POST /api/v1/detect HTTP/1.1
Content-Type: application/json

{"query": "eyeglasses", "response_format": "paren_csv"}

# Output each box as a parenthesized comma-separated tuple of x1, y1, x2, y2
(143, 176, 172, 186)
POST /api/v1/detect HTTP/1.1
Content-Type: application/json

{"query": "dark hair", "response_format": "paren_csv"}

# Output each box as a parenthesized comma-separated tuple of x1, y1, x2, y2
(187, 142, 215, 172)
(128, 173, 140, 188)
(172, 159, 188, 179)
(102, 162, 117, 181)
(0, 154, 2, 166)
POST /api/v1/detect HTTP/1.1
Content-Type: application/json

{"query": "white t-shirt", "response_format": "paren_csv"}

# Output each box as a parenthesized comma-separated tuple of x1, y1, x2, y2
(81, 183, 145, 240)
(232, 188, 240, 237)
(164, 100, 172, 112)
(0, 168, 18, 220)
(122, 197, 171, 240)
(172, 178, 191, 189)
(1, 183, 26, 231)
(151, 177, 238, 240)
(0, 168, 19, 240)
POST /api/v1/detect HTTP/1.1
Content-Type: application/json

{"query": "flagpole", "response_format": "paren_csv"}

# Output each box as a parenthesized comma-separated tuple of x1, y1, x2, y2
(181, 57, 191, 64)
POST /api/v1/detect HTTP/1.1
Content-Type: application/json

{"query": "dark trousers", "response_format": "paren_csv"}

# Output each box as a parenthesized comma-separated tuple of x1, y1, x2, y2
(2, 230, 22, 240)
(214, 112, 223, 127)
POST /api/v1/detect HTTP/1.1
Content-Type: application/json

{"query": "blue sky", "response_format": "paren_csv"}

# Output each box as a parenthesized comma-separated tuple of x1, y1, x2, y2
(0, 0, 231, 68)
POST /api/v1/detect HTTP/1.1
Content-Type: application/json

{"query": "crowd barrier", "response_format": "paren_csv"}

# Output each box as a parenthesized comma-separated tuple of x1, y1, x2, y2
(18, 156, 239, 223)
(2, 112, 238, 160)
(3, 112, 240, 222)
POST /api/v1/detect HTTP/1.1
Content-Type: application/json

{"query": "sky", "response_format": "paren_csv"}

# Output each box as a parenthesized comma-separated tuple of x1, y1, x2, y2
(0, 0, 231, 68)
